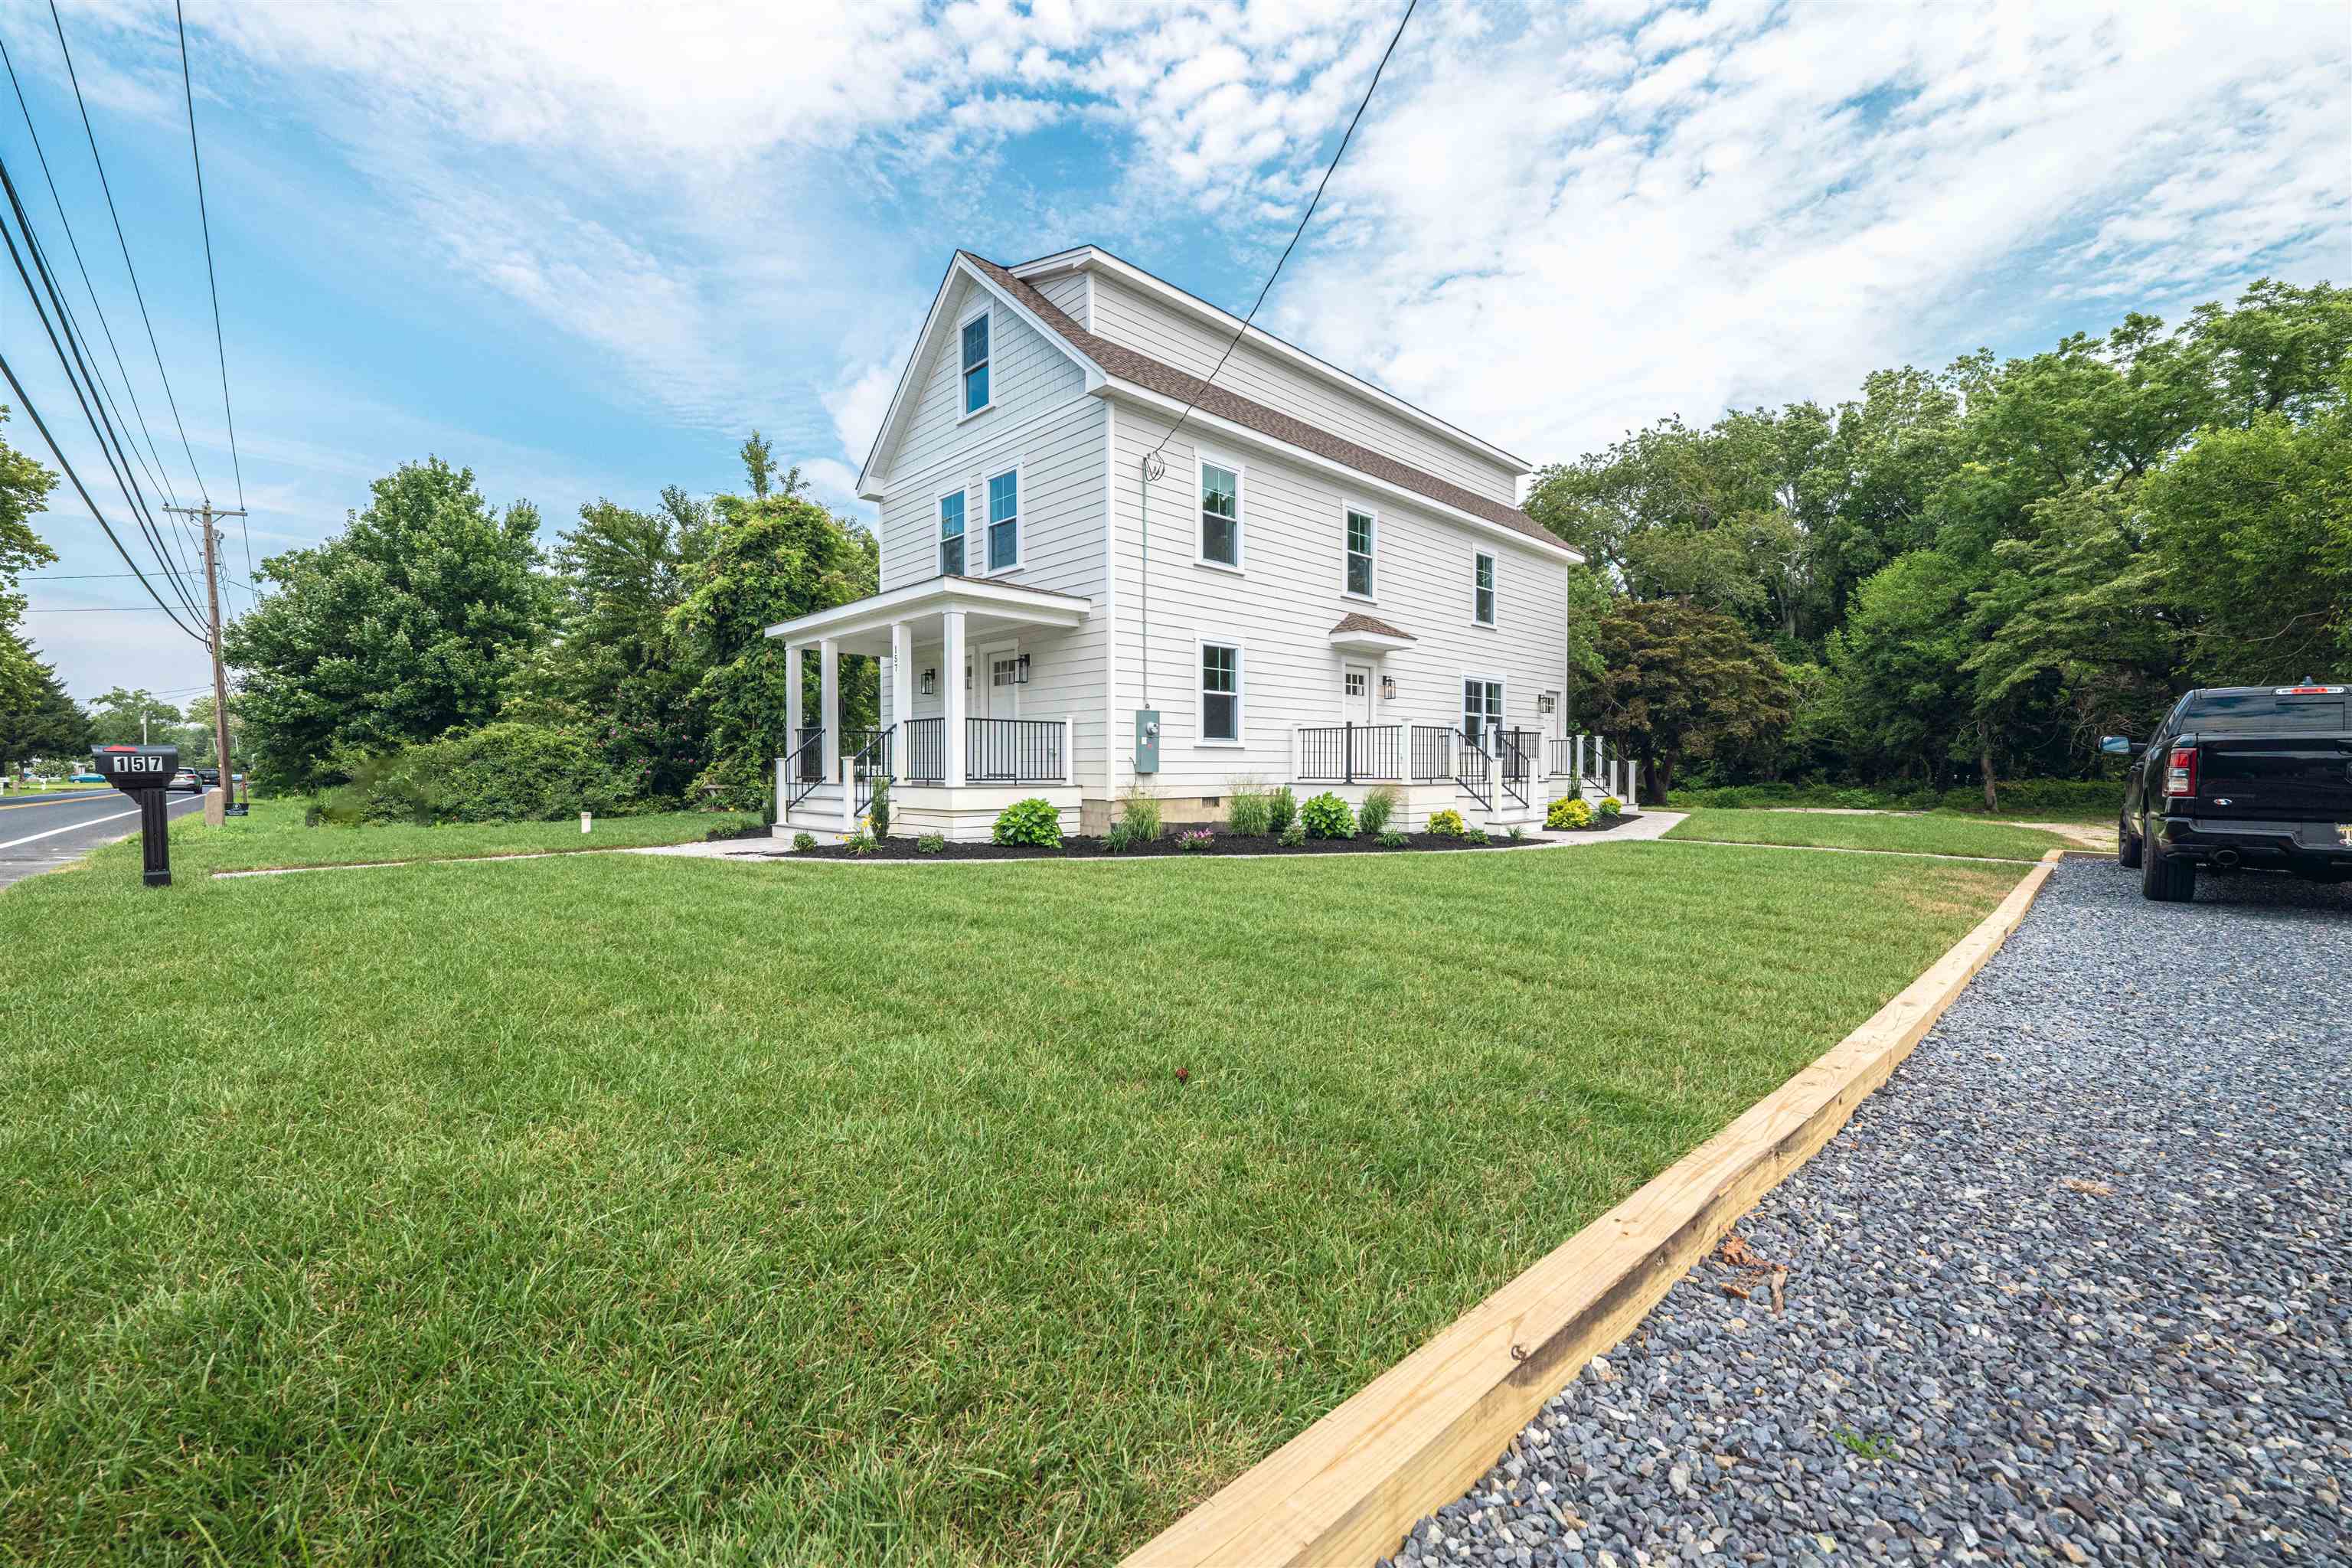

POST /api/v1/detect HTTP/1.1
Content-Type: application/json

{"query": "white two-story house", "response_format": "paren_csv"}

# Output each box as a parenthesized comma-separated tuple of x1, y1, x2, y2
(766, 247, 1632, 841)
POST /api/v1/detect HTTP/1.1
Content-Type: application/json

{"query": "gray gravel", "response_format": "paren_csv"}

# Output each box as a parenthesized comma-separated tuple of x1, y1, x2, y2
(1385, 858, 2350, 1568)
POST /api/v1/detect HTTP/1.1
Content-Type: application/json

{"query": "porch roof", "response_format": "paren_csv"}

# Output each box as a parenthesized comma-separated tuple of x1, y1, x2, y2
(763, 573, 1092, 657)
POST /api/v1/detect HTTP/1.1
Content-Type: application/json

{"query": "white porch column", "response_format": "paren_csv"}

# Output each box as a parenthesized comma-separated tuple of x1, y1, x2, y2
(890, 621, 914, 782)
(1060, 717, 1073, 786)
(786, 643, 805, 751)
(819, 639, 841, 783)
(942, 609, 968, 788)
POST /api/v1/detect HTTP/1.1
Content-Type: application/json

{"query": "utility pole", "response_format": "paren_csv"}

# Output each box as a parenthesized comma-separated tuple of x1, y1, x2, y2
(163, 501, 248, 817)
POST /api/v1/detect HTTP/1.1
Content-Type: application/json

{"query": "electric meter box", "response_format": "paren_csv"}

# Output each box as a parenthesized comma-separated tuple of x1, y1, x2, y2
(1134, 710, 1160, 774)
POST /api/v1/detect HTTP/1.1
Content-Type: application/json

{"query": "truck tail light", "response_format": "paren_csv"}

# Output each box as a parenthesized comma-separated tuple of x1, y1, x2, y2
(2165, 745, 2197, 799)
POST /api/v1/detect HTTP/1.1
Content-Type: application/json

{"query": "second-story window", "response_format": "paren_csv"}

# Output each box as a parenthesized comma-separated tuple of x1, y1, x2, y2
(961, 312, 991, 415)
(939, 490, 965, 575)
(987, 469, 1019, 571)
(1473, 550, 1496, 625)
(1345, 507, 1375, 597)
(1200, 459, 1240, 567)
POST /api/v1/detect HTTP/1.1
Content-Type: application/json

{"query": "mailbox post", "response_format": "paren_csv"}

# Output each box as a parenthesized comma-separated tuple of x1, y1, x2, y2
(92, 743, 178, 887)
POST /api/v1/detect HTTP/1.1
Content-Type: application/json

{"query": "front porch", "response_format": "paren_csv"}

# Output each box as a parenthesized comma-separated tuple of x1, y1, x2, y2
(1289, 722, 1635, 830)
(766, 575, 1093, 843)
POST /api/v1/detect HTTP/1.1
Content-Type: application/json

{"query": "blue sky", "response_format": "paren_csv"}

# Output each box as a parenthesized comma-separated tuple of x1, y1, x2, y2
(6, 0, 2347, 703)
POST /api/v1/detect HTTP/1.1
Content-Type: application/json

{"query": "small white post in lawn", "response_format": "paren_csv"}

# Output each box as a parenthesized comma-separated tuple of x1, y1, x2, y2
(581, 812, 591, 835)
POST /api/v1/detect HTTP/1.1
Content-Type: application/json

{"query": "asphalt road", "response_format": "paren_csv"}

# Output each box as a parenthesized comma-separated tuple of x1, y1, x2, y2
(0, 788, 208, 891)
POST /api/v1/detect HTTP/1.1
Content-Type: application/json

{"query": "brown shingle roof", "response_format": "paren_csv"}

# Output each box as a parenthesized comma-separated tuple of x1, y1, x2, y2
(1330, 611, 1413, 641)
(962, 253, 1569, 556)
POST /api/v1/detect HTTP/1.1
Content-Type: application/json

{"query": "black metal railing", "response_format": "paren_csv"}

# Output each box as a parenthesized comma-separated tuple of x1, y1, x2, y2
(849, 724, 893, 818)
(1410, 724, 1454, 782)
(784, 728, 826, 811)
(902, 717, 945, 785)
(1454, 728, 1492, 809)
(1298, 722, 1402, 782)
(967, 717, 1063, 783)
(1498, 728, 1536, 808)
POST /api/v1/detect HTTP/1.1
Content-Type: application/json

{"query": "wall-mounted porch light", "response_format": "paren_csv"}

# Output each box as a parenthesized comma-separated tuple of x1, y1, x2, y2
(1380, 675, 1398, 701)
(1014, 653, 1031, 685)
(920, 668, 937, 695)
(1537, 691, 1557, 714)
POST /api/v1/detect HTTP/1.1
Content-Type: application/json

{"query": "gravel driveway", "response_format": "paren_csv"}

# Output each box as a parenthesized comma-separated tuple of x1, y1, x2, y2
(1385, 859, 2349, 1568)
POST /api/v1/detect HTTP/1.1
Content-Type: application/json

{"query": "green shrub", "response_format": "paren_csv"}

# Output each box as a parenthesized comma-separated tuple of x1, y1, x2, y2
(332, 723, 635, 826)
(1276, 821, 1305, 848)
(992, 797, 1063, 848)
(1102, 821, 1139, 854)
(1358, 785, 1397, 836)
(1426, 808, 1466, 839)
(915, 832, 946, 854)
(1462, 827, 1491, 845)
(869, 779, 891, 838)
(1598, 796, 1623, 820)
(1547, 796, 1594, 830)
(1377, 829, 1408, 848)
(1117, 785, 1161, 843)
(1266, 785, 1297, 837)
(1224, 786, 1271, 837)
(1507, 825, 1527, 841)
(844, 830, 877, 856)
(792, 831, 818, 851)
(1299, 790, 1355, 839)
(1178, 828, 1216, 853)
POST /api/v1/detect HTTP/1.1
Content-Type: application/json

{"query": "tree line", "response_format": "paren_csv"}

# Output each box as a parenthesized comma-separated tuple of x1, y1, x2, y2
(1544, 279, 2350, 805)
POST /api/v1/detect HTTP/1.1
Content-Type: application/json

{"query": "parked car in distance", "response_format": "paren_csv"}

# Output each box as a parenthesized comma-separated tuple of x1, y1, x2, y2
(198, 767, 220, 787)
(170, 768, 204, 794)
(70, 772, 105, 783)
(2105, 680, 2352, 901)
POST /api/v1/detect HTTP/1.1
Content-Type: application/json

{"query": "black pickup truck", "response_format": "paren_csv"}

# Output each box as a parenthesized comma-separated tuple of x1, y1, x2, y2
(2105, 682, 2352, 901)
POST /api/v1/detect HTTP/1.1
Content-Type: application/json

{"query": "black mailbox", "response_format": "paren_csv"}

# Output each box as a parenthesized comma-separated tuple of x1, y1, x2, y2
(93, 743, 179, 792)
(90, 744, 178, 887)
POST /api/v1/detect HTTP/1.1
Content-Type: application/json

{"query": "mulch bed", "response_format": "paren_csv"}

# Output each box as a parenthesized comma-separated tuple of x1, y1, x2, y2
(769, 815, 1642, 861)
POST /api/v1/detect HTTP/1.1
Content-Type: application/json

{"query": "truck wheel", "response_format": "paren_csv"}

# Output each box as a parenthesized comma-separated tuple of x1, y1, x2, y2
(2140, 839, 2195, 902)
(2116, 811, 2142, 868)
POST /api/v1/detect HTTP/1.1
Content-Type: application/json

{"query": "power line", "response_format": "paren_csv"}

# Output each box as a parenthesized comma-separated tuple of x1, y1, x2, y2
(176, 1, 249, 589)
(0, 155, 207, 623)
(46, 0, 209, 501)
(0, 346, 206, 641)
(0, 34, 182, 514)
(1145, 0, 1417, 466)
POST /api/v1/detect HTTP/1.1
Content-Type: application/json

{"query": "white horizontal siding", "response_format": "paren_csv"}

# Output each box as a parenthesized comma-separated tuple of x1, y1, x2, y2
(874, 371, 1111, 788)
(1089, 273, 1521, 508)
(1034, 270, 1089, 328)
(1107, 400, 1570, 802)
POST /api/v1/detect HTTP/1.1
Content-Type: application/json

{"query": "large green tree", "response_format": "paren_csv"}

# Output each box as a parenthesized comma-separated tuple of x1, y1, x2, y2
(0, 653, 87, 769)
(1583, 597, 1792, 803)
(0, 406, 62, 711)
(86, 687, 184, 748)
(669, 488, 877, 805)
(224, 458, 555, 789)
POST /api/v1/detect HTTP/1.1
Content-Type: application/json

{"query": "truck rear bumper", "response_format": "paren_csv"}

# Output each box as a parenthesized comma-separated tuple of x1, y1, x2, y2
(2158, 815, 2352, 880)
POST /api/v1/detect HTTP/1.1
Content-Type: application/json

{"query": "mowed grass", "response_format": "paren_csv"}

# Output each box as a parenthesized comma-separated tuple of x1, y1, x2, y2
(182, 796, 756, 871)
(0, 829, 2019, 1564)
(1665, 807, 2076, 861)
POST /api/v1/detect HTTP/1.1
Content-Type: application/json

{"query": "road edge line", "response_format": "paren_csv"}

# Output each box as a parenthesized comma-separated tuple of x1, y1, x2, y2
(1121, 848, 2067, 1568)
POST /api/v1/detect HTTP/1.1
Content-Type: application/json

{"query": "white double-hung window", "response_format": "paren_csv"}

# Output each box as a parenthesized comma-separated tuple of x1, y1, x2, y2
(938, 490, 965, 575)
(985, 469, 1019, 571)
(1344, 507, 1375, 597)
(960, 311, 991, 416)
(1472, 550, 1496, 625)
(1199, 459, 1240, 567)
(1200, 642, 1240, 742)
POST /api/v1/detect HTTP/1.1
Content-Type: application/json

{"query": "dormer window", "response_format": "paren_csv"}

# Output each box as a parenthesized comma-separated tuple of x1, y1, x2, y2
(960, 312, 991, 416)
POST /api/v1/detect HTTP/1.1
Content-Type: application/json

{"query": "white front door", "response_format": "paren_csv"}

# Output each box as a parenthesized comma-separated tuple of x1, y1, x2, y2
(982, 642, 1020, 721)
(1343, 663, 1374, 725)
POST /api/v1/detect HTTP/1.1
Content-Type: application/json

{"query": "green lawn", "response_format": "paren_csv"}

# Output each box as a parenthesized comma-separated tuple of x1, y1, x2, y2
(179, 796, 756, 871)
(1664, 807, 2076, 861)
(0, 829, 2020, 1564)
